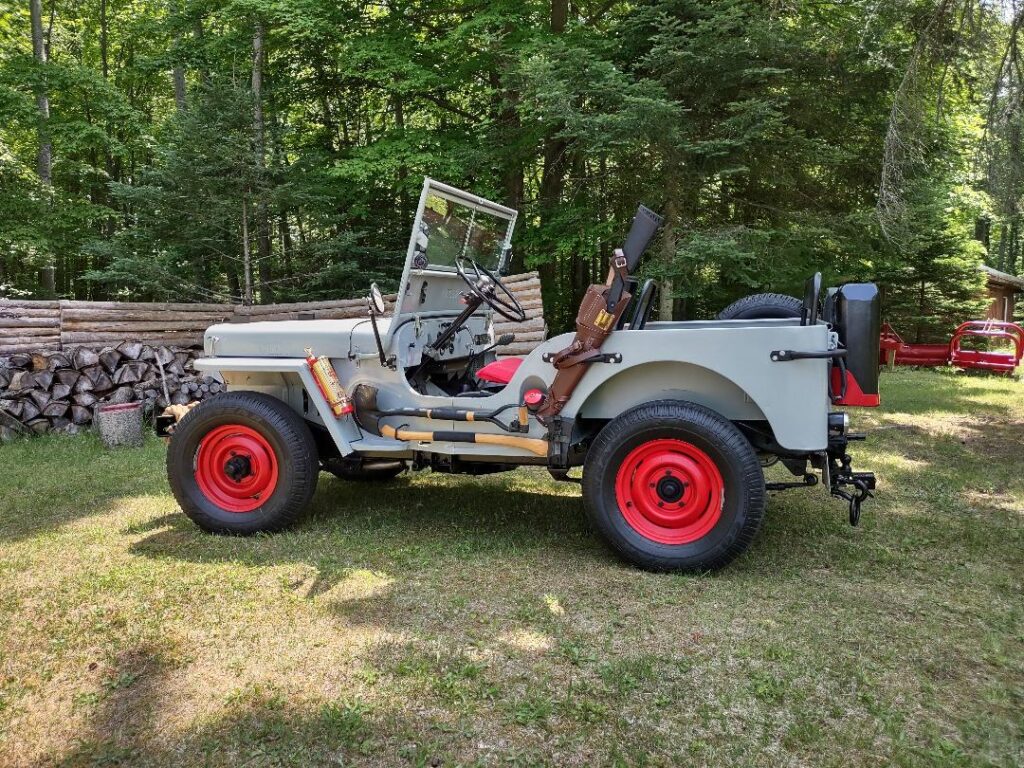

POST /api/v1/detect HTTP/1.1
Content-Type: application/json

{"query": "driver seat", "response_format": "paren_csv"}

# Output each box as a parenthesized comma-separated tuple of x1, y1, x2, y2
(476, 356, 523, 385)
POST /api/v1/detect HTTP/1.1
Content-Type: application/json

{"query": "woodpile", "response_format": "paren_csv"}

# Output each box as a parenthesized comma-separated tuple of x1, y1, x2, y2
(0, 343, 223, 441)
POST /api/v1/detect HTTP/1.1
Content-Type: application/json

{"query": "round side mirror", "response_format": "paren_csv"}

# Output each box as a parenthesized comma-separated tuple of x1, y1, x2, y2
(369, 283, 386, 315)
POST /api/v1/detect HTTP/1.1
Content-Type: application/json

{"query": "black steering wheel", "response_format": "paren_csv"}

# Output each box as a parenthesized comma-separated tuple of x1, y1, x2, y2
(455, 255, 527, 323)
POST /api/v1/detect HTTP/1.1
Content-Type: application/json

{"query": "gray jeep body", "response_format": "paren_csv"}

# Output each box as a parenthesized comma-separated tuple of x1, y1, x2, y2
(195, 179, 832, 463)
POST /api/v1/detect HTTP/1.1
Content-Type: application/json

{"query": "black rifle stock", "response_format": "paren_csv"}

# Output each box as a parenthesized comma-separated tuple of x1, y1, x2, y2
(605, 205, 664, 311)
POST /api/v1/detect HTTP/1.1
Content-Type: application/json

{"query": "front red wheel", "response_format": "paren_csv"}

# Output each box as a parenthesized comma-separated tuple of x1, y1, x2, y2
(583, 401, 765, 572)
(195, 425, 280, 513)
(167, 392, 319, 535)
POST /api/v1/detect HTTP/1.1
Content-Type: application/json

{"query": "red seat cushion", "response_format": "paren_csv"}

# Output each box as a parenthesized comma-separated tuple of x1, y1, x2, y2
(476, 357, 523, 385)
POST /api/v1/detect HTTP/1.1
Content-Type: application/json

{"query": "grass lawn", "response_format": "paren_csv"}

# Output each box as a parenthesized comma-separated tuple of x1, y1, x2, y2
(0, 369, 1021, 767)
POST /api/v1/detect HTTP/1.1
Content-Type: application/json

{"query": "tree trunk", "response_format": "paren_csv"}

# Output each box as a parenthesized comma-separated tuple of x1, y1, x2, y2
(251, 21, 273, 303)
(241, 197, 253, 306)
(537, 0, 571, 328)
(658, 198, 679, 321)
(30, 0, 51, 185)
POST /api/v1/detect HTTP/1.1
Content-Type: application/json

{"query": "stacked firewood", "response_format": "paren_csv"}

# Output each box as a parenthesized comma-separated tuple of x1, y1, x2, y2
(0, 343, 221, 440)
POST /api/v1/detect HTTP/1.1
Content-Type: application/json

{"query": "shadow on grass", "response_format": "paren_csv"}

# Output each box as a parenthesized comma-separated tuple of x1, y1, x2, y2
(50, 642, 413, 767)
(126, 473, 601, 609)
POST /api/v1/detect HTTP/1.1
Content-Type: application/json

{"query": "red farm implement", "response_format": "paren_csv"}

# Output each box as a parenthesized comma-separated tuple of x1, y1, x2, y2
(879, 320, 1024, 374)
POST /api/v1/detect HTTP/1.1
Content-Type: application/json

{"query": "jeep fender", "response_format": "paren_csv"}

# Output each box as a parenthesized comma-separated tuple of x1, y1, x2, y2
(193, 357, 359, 456)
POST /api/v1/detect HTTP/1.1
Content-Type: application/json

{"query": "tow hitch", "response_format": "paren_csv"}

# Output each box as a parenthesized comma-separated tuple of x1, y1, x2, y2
(825, 422, 876, 525)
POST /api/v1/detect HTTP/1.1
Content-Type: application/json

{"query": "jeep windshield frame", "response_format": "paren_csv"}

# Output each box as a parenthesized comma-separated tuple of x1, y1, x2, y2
(405, 178, 517, 276)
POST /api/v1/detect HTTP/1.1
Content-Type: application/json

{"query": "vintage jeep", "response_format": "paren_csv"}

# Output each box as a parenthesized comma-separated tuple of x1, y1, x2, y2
(166, 178, 879, 572)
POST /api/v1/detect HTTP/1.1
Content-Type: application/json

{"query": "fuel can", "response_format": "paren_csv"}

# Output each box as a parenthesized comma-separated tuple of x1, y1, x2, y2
(304, 347, 353, 417)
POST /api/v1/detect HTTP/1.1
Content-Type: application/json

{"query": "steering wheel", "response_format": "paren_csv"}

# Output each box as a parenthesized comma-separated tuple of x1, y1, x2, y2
(455, 255, 527, 323)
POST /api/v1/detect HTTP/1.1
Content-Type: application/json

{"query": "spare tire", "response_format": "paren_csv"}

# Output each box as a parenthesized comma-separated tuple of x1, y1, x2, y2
(717, 292, 802, 320)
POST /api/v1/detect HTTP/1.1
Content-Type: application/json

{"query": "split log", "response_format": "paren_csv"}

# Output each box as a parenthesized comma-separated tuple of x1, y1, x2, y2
(32, 370, 54, 389)
(99, 348, 123, 373)
(29, 389, 51, 410)
(6, 353, 32, 369)
(0, 399, 23, 419)
(105, 386, 134, 405)
(71, 405, 92, 424)
(7, 370, 33, 392)
(154, 346, 175, 366)
(0, 369, 9, 389)
(26, 418, 50, 434)
(113, 363, 150, 385)
(0, 408, 29, 436)
(47, 353, 71, 370)
(72, 348, 100, 369)
(55, 369, 81, 387)
(72, 391, 97, 407)
(73, 376, 94, 393)
(116, 341, 143, 360)
(51, 382, 72, 401)
(50, 417, 71, 432)
(20, 400, 40, 421)
(43, 401, 69, 419)
(139, 345, 156, 362)
(82, 366, 114, 392)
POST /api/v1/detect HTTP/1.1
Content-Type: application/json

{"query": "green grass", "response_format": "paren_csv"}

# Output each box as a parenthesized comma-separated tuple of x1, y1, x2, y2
(0, 369, 1021, 767)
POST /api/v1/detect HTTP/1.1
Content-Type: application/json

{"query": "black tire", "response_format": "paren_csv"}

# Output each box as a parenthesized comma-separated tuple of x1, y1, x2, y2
(322, 458, 407, 482)
(167, 391, 319, 535)
(717, 292, 802, 320)
(582, 400, 765, 572)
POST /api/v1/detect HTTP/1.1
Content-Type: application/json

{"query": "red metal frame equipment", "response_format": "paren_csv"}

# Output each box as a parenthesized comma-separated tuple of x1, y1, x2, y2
(879, 320, 1024, 374)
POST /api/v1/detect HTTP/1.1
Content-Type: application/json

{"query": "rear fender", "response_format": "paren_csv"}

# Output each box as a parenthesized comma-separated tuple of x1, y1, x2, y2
(193, 357, 358, 456)
(574, 362, 767, 424)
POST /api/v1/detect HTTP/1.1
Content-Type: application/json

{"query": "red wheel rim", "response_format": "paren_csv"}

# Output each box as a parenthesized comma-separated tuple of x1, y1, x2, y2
(614, 439, 724, 544)
(194, 425, 279, 513)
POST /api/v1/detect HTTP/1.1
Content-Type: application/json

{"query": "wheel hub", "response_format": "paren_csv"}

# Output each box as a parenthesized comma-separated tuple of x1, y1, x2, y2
(194, 425, 279, 513)
(224, 455, 253, 483)
(655, 475, 686, 503)
(614, 438, 725, 544)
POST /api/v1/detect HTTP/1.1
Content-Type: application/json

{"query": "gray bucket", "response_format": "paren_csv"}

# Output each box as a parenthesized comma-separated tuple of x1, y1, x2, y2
(96, 402, 144, 449)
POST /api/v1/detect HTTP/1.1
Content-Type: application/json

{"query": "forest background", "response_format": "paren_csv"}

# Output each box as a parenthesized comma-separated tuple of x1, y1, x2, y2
(0, 0, 1022, 340)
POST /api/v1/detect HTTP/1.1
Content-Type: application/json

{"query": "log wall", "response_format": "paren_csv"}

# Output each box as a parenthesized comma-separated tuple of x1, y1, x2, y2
(0, 272, 545, 356)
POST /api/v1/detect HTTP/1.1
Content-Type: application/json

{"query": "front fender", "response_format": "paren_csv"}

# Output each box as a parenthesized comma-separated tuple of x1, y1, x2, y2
(193, 357, 358, 456)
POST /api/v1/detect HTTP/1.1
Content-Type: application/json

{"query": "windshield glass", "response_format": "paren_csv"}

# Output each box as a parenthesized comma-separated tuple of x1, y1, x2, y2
(415, 192, 510, 272)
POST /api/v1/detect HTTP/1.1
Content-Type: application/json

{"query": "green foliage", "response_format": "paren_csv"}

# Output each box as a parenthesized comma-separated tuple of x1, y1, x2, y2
(0, 0, 1019, 329)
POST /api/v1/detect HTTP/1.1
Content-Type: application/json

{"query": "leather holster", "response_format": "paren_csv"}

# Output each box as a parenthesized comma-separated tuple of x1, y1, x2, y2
(536, 256, 632, 425)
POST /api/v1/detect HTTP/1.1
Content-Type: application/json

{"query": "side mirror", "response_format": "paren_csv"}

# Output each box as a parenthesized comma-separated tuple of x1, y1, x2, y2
(369, 283, 386, 316)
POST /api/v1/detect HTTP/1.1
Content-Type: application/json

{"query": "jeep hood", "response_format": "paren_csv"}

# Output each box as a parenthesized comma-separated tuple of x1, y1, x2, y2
(203, 317, 392, 359)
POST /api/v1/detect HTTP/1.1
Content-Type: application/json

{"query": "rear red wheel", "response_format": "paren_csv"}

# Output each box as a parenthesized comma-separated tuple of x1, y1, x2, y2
(167, 392, 318, 534)
(615, 439, 724, 545)
(583, 401, 765, 572)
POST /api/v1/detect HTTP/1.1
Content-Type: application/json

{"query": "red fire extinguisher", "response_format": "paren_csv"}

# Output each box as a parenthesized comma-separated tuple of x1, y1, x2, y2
(304, 347, 353, 418)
